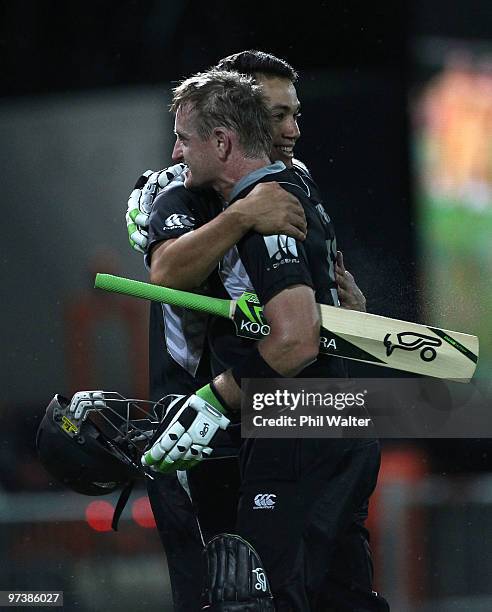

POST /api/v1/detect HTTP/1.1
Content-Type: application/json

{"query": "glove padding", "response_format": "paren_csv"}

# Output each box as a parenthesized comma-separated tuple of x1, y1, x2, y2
(202, 534, 275, 611)
(126, 164, 187, 253)
(68, 390, 106, 420)
(141, 394, 230, 473)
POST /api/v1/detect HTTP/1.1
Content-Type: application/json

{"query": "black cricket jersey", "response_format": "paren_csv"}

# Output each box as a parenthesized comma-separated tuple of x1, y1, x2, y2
(209, 161, 347, 379)
(145, 181, 224, 399)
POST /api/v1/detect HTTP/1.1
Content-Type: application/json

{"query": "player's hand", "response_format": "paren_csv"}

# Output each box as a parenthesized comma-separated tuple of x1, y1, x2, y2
(336, 250, 367, 312)
(126, 164, 187, 253)
(141, 392, 230, 474)
(235, 182, 307, 241)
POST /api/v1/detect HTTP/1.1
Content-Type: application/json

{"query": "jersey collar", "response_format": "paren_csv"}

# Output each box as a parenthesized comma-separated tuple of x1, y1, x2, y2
(228, 161, 286, 204)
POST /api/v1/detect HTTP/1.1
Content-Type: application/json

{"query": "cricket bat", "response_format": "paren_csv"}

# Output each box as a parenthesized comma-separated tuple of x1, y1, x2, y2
(95, 273, 479, 382)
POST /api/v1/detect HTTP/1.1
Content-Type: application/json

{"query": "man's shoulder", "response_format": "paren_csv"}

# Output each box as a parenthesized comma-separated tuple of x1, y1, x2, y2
(154, 181, 200, 205)
(257, 162, 317, 188)
(292, 158, 310, 176)
(292, 160, 323, 197)
(231, 162, 319, 205)
(260, 166, 320, 203)
(153, 182, 222, 215)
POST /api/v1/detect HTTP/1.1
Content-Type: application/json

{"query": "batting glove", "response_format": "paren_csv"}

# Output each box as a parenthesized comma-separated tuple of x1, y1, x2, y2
(126, 164, 187, 253)
(141, 385, 230, 474)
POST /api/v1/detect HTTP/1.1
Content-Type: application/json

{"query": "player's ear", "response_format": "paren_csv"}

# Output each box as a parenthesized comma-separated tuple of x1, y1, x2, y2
(212, 127, 233, 161)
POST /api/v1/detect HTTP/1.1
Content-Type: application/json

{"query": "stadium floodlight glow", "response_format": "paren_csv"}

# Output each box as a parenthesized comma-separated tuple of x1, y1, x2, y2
(85, 500, 115, 532)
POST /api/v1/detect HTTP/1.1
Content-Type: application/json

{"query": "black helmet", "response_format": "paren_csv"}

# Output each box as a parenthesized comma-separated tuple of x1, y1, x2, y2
(36, 392, 161, 496)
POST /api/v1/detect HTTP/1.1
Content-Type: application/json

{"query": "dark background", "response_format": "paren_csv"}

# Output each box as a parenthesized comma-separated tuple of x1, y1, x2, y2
(1, 2, 491, 609)
(1, 0, 491, 482)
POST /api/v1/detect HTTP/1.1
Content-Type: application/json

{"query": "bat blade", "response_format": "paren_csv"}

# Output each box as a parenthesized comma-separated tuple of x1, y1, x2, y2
(317, 304, 479, 382)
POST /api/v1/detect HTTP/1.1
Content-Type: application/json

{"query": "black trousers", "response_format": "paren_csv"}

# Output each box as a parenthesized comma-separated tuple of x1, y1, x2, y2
(236, 437, 389, 611)
(147, 458, 240, 611)
(147, 439, 389, 612)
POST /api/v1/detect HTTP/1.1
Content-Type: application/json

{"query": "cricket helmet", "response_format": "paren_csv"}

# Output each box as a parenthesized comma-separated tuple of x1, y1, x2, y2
(36, 392, 164, 496)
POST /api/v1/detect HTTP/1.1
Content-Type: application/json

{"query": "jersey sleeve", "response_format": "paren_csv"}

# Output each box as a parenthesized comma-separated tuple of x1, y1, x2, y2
(144, 182, 199, 268)
(236, 231, 314, 306)
(292, 158, 310, 175)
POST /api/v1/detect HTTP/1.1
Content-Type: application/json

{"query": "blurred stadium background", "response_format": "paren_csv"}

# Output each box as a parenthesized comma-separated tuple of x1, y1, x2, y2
(1, 1, 491, 610)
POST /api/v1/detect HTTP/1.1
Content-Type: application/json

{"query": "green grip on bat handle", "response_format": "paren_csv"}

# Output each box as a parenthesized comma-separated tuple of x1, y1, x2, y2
(94, 273, 231, 319)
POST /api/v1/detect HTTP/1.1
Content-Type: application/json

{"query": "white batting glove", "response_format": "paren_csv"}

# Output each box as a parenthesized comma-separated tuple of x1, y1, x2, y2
(126, 164, 187, 253)
(141, 393, 230, 473)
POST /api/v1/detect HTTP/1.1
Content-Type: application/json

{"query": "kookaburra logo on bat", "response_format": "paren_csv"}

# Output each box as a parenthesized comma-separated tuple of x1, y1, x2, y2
(384, 332, 442, 362)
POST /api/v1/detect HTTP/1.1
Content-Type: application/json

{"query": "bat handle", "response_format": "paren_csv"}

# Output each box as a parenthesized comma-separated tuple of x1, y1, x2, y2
(95, 273, 232, 319)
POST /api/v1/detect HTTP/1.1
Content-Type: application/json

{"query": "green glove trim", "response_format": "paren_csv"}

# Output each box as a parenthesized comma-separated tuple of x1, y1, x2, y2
(159, 457, 200, 473)
(195, 384, 227, 415)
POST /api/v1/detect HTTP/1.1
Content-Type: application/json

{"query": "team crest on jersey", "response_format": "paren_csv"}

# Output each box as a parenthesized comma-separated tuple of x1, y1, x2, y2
(263, 235, 299, 269)
(163, 214, 195, 230)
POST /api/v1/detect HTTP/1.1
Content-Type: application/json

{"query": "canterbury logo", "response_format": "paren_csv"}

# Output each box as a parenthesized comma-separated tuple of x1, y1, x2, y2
(163, 214, 195, 229)
(384, 332, 442, 362)
(263, 235, 298, 262)
(254, 493, 276, 509)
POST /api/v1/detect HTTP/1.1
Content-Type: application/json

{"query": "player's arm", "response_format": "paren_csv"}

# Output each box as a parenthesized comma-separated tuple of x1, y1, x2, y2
(212, 284, 320, 410)
(142, 283, 319, 472)
(150, 182, 307, 290)
(128, 167, 305, 255)
(257, 285, 320, 374)
(149, 215, 246, 289)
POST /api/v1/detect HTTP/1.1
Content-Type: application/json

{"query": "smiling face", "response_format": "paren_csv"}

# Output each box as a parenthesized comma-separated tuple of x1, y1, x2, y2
(171, 104, 218, 189)
(170, 71, 300, 186)
(256, 74, 301, 167)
